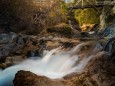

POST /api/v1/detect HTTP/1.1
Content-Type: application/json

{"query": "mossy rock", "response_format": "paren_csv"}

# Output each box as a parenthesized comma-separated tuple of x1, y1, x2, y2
(47, 23, 72, 37)
(106, 13, 115, 24)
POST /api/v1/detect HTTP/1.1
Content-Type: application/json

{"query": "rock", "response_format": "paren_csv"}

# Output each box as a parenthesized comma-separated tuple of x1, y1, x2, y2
(93, 43, 103, 52)
(0, 32, 80, 64)
(60, 42, 74, 49)
(0, 56, 25, 69)
(26, 49, 42, 58)
(13, 70, 66, 86)
(0, 32, 17, 44)
(13, 51, 115, 86)
(0, 33, 26, 62)
(86, 52, 115, 86)
(0, 63, 8, 69)
(103, 37, 115, 59)
(5, 56, 25, 64)
(0, 32, 40, 62)
(66, 51, 115, 86)
(99, 24, 115, 38)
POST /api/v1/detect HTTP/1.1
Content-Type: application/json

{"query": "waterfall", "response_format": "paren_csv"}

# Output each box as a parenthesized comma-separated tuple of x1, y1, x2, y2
(42, 48, 59, 63)
(0, 42, 95, 86)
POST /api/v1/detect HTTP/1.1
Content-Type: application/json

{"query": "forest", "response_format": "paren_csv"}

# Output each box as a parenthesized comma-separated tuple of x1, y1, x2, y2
(0, 0, 115, 86)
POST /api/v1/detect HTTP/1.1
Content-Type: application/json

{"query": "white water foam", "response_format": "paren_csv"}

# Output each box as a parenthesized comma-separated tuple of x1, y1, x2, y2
(0, 42, 94, 86)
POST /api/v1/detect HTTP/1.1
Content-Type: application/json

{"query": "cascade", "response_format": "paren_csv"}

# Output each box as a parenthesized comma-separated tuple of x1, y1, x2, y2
(0, 42, 94, 86)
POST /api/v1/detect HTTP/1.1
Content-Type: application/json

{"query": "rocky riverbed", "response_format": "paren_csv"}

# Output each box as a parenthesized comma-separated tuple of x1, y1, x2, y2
(13, 51, 115, 86)
(0, 32, 80, 69)
(0, 24, 115, 86)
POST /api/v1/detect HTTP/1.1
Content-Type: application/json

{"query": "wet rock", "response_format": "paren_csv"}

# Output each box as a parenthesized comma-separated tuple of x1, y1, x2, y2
(86, 52, 115, 86)
(104, 37, 115, 59)
(0, 44, 16, 61)
(25, 39, 45, 58)
(0, 33, 26, 61)
(13, 51, 115, 86)
(66, 51, 115, 86)
(93, 43, 103, 52)
(27, 49, 42, 58)
(0, 32, 17, 44)
(0, 32, 42, 62)
(0, 63, 9, 69)
(60, 42, 74, 49)
(13, 70, 66, 86)
(99, 24, 115, 38)
(0, 56, 25, 69)
(5, 56, 25, 64)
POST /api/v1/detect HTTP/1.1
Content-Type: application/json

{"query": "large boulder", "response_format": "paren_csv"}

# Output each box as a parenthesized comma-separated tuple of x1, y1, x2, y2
(13, 70, 66, 86)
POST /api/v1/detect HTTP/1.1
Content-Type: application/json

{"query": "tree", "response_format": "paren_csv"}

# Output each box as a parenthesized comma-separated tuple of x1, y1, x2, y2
(71, 0, 102, 25)
(0, 0, 71, 34)
(0, 0, 47, 34)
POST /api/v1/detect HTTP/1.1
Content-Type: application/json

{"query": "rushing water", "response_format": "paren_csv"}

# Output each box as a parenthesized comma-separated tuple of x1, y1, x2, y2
(0, 42, 94, 86)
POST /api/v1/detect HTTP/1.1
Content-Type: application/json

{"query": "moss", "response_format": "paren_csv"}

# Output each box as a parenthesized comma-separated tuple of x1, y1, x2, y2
(47, 23, 72, 37)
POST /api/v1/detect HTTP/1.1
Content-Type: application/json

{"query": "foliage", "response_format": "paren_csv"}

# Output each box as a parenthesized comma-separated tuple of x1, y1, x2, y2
(75, 8, 101, 25)
(0, 0, 69, 34)
(0, 0, 104, 34)
(71, 0, 102, 25)
(45, 0, 68, 27)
